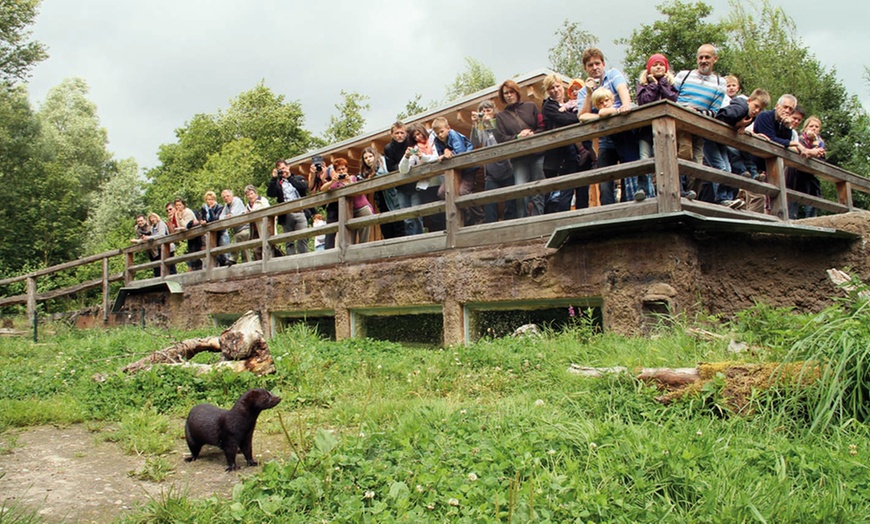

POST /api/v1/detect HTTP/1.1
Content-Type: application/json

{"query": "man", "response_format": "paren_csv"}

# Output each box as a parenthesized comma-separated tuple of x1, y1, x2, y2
(130, 215, 159, 276)
(576, 48, 639, 204)
(674, 44, 728, 201)
(383, 121, 414, 236)
(750, 94, 806, 152)
(244, 185, 271, 260)
(266, 159, 309, 255)
(219, 189, 247, 264)
(174, 197, 202, 270)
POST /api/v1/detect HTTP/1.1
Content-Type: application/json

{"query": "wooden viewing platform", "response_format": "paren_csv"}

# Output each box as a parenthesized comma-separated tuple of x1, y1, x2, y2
(2, 97, 869, 344)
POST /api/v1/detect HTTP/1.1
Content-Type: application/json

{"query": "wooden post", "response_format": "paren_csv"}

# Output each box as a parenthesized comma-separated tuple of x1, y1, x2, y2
(204, 229, 215, 278)
(102, 257, 110, 322)
(837, 181, 854, 211)
(26, 276, 36, 329)
(124, 251, 135, 284)
(160, 242, 170, 279)
(766, 156, 788, 221)
(260, 216, 273, 265)
(442, 298, 465, 347)
(336, 195, 350, 262)
(652, 117, 681, 213)
(444, 168, 459, 248)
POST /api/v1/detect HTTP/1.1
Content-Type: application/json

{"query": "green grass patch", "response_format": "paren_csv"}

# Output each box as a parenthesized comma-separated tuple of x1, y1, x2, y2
(2, 295, 870, 522)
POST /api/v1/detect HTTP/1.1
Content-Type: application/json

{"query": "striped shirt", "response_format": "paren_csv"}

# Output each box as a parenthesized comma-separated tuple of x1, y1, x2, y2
(674, 70, 726, 117)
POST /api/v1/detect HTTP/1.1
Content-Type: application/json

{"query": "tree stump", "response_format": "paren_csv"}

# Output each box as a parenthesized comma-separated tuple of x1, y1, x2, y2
(122, 310, 275, 375)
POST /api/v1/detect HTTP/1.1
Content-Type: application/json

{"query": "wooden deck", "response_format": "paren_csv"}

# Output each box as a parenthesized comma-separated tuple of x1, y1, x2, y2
(2, 101, 869, 342)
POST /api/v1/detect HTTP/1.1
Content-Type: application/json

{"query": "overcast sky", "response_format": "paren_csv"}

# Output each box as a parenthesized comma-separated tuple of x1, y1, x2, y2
(25, 0, 869, 171)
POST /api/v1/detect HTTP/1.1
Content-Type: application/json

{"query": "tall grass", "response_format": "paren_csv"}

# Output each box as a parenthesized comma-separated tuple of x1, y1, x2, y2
(1, 308, 869, 522)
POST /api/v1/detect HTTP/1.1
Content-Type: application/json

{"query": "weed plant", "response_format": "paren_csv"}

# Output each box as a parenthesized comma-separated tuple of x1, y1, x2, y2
(0, 308, 868, 522)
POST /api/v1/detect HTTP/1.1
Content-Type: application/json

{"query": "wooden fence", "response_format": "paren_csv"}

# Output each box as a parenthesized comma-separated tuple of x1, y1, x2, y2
(2, 101, 868, 325)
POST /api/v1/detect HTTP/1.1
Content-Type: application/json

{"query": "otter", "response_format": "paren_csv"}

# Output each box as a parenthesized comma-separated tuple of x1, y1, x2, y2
(184, 388, 281, 471)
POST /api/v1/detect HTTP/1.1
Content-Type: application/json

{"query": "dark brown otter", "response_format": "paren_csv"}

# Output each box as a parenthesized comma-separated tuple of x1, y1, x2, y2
(184, 388, 281, 471)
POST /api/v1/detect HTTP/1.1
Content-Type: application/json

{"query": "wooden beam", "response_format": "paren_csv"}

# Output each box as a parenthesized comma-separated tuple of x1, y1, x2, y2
(652, 117, 681, 213)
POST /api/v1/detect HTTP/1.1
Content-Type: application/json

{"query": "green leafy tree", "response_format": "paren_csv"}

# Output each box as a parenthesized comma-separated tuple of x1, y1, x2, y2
(323, 90, 370, 144)
(547, 19, 599, 78)
(396, 93, 431, 121)
(0, 85, 41, 272)
(617, 1, 731, 84)
(0, 0, 48, 86)
(23, 78, 115, 267)
(145, 83, 316, 209)
(83, 157, 144, 254)
(444, 57, 496, 102)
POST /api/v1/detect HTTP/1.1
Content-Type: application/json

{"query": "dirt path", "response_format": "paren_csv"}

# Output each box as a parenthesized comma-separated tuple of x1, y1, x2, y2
(0, 424, 285, 523)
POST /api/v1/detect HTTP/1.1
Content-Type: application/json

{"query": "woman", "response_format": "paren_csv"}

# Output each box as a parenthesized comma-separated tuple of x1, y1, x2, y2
(493, 79, 545, 217)
(360, 147, 404, 240)
(201, 190, 229, 266)
(786, 115, 826, 219)
(399, 123, 441, 234)
(470, 100, 517, 223)
(541, 74, 591, 213)
(331, 157, 373, 244)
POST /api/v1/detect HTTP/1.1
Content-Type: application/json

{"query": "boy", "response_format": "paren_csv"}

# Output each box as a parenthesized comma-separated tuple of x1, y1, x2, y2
(432, 117, 483, 225)
(707, 88, 771, 207)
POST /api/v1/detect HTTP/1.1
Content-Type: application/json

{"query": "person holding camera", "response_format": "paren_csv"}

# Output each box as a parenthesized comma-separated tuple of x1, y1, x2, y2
(308, 155, 339, 250)
(329, 157, 373, 244)
(267, 159, 309, 255)
(470, 100, 518, 223)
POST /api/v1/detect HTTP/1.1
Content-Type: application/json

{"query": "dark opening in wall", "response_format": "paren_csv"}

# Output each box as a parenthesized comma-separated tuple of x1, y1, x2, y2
(467, 299, 602, 341)
(275, 314, 336, 340)
(356, 311, 443, 346)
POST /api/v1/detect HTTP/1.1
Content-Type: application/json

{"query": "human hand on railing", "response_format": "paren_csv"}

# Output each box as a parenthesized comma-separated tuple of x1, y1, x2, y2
(439, 149, 454, 162)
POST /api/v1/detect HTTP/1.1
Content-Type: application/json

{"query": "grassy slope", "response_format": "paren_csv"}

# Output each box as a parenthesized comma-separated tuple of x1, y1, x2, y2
(1, 312, 868, 523)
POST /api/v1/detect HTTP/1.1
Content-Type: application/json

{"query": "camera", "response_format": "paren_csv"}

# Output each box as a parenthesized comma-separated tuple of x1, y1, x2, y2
(338, 174, 347, 180)
(314, 163, 324, 173)
(409, 147, 419, 155)
(476, 111, 484, 119)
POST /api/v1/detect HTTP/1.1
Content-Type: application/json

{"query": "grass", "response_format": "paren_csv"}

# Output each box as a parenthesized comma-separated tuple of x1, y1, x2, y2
(1, 295, 869, 522)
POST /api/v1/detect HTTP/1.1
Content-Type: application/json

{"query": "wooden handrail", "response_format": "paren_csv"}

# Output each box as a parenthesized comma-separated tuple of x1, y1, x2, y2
(3, 102, 868, 320)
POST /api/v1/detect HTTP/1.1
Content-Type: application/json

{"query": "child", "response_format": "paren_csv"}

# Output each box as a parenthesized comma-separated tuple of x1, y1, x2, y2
(326, 158, 373, 244)
(724, 75, 744, 101)
(707, 88, 772, 207)
(723, 75, 761, 183)
(636, 53, 678, 199)
(785, 115, 826, 219)
(312, 213, 326, 251)
(431, 117, 483, 225)
(579, 88, 618, 121)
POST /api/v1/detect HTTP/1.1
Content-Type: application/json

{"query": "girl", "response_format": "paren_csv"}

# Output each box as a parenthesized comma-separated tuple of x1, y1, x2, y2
(635, 53, 679, 200)
(360, 147, 404, 240)
(786, 116, 826, 219)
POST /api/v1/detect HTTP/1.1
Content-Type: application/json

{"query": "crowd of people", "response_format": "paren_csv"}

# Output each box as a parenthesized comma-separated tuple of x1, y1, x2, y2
(132, 43, 827, 275)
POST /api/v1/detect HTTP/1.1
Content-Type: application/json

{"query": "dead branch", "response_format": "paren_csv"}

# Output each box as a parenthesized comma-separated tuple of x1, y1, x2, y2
(121, 310, 274, 376)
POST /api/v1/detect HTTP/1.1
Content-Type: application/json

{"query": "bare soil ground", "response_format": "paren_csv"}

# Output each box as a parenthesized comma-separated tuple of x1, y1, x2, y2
(0, 423, 287, 523)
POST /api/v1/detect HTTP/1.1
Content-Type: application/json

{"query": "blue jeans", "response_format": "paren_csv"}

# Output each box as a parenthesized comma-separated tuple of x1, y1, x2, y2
(511, 154, 545, 217)
(703, 140, 735, 202)
(484, 175, 519, 223)
(598, 131, 641, 204)
(396, 184, 424, 236)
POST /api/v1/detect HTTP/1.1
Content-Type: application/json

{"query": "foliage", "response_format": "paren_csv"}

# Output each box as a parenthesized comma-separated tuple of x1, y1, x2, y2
(323, 90, 370, 144)
(444, 56, 496, 102)
(0, 0, 48, 87)
(547, 19, 599, 79)
(83, 157, 144, 254)
(105, 408, 175, 456)
(128, 456, 175, 483)
(145, 83, 318, 209)
(396, 93, 431, 121)
(2, 311, 870, 521)
(617, 0, 731, 85)
(776, 277, 870, 432)
(0, 85, 42, 273)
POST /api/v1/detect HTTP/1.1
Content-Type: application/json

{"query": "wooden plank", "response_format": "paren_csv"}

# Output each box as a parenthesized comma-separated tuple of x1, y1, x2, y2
(786, 190, 850, 214)
(766, 156, 788, 221)
(837, 181, 854, 210)
(652, 117, 681, 213)
(102, 258, 110, 322)
(26, 277, 36, 326)
(444, 168, 459, 248)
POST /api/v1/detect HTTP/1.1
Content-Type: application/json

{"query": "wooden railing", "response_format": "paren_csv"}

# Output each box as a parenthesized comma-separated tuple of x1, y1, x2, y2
(3, 101, 868, 325)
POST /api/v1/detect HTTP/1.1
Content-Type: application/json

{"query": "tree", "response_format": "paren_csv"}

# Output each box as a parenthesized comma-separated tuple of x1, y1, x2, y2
(444, 57, 496, 102)
(323, 90, 370, 144)
(145, 83, 317, 209)
(547, 19, 599, 78)
(617, 1, 731, 84)
(83, 157, 144, 254)
(396, 93, 431, 121)
(0, 85, 41, 273)
(0, 0, 48, 87)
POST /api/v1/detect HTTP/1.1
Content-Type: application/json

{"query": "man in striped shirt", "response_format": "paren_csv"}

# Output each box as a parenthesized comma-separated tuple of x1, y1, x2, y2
(675, 44, 728, 201)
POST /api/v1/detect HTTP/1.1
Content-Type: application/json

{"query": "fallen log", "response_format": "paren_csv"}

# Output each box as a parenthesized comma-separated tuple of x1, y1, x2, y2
(122, 310, 275, 376)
